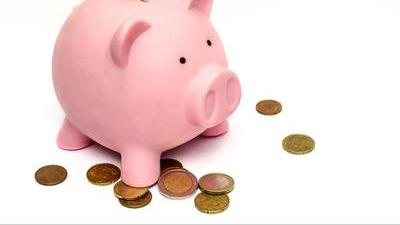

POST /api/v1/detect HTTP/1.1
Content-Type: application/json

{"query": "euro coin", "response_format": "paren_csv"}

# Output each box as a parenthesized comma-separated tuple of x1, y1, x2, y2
(35, 165, 67, 186)
(87, 163, 120, 186)
(256, 100, 282, 116)
(199, 173, 234, 195)
(118, 191, 152, 209)
(114, 181, 149, 200)
(283, 134, 315, 155)
(158, 168, 198, 200)
(194, 193, 230, 214)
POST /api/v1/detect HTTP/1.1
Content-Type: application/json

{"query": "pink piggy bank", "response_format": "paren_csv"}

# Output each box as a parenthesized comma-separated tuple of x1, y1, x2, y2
(52, 0, 241, 187)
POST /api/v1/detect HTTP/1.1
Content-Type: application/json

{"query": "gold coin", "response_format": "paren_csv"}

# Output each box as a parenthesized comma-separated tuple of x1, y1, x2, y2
(114, 181, 149, 200)
(160, 158, 183, 173)
(194, 193, 230, 214)
(118, 191, 152, 209)
(256, 100, 282, 116)
(158, 168, 198, 199)
(35, 165, 67, 186)
(87, 163, 121, 186)
(199, 173, 234, 195)
(283, 134, 315, 155)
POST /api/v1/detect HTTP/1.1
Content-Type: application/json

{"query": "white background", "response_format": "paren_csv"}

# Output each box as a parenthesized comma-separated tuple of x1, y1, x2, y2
(1, 0, 400, 224)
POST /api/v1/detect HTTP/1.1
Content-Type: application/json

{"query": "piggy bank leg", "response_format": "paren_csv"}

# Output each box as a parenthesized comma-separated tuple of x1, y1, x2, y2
(201, 120, 229, 137)
(57, 118, 93, 151)
(121, 149, 160, 187)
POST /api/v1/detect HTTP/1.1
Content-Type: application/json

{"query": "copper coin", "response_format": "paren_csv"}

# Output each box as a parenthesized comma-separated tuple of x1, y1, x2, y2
(118, 191, 152, 209)
(199, 173, 234, 195)
(113, 181, 149, 200)
(160, 158, 183, 173)
(158, 168, 198, 200)
(194, 192, 230, 214)
(87, 163, 121, 186)
(256, 100, 282, 116)
(35, 165, 67, 186)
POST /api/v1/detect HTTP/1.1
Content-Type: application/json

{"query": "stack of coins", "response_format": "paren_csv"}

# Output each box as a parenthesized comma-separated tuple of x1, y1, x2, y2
(158, 158, 198, 200)
(113, 181, 152, 208)
(86, 163, 153, 208)
(195, 173, 235, 214)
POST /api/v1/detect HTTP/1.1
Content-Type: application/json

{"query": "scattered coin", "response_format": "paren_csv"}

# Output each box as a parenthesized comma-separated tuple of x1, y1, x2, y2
(160, 158, 183, 173)
(35, 165, 67, 186)
(283, 134, 315, 155)
(119, 191, 152, 209)
(114, 181, 149, 200)
(194, 192, 230, 214)
(199, 173, 234, 195)
(256, 100, 282, 116)
(158, 168, 198, 200)
(87, 163, 121, 186)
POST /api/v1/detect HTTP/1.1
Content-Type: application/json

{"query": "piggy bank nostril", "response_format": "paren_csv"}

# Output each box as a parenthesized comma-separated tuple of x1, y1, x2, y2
(226, 78, 239, 106)
(204, 91, 216, 119)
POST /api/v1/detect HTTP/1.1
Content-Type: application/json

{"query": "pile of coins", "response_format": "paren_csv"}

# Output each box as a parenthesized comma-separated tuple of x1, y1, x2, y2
(86, 163, 152, 208)
(157, 159, 234, 214)
(35, 159, 234, 214)
(256, 99, 316, 155)
(195, 173, 234, 214)
(114, 181, 152, 208)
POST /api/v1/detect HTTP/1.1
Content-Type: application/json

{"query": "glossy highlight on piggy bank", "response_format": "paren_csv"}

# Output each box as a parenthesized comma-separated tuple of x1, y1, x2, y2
(52, 0, 241, 187)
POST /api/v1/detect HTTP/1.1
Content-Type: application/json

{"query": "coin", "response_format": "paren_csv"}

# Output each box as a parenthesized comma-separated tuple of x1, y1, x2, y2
(194, 193, 230, 214)
(256, 100, 282, 116)
(158, 168, 198, 200)
(118, 191, 152, 209)
(199, 173, 234, 195)
(35, 165, 67, 186)
(114, 181, 149, 200)
(283, 134, 315, 155)
(160, 158, 183, 173)
(87, 163, 121, 186)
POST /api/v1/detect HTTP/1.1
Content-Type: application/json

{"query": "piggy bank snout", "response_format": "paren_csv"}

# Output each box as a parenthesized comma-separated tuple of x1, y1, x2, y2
(187, 65, 241, 128)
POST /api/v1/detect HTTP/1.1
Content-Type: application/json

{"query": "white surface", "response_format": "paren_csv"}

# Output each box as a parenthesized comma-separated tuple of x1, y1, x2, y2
(1, 0, 400, 224)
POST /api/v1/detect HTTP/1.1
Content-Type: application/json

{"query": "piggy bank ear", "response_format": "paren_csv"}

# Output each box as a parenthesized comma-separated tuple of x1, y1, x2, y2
(187, 0, 213, 17)
(111, 20, 151, 67)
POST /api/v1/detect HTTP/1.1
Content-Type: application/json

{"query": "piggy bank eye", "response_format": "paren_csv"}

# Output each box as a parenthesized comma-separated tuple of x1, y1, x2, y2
(180, 57, 187, 64)
(207, 39, 212, 47)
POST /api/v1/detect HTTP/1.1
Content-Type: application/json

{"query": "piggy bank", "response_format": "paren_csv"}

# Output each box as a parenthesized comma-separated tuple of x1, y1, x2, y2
(52, 0, 241, 187)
